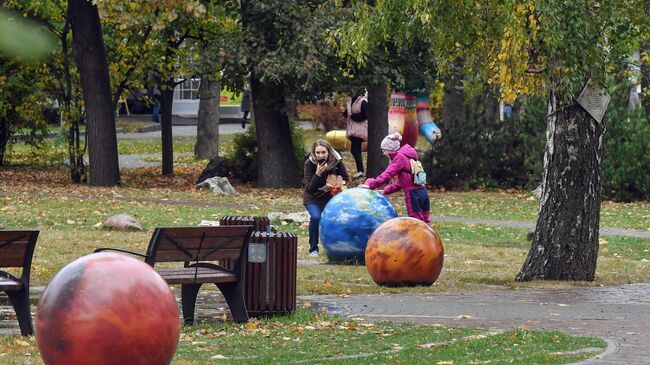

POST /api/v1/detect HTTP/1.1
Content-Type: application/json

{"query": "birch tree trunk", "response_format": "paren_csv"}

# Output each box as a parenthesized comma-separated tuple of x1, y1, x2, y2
(516, 92, 604, 281)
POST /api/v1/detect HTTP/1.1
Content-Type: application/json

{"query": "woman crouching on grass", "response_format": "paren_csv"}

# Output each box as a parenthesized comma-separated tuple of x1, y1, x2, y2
(303, 140, 349, 257)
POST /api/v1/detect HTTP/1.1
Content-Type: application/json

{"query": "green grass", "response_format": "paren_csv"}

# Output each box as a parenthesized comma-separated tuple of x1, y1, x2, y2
(173, 312, 605, 364)
(0, 311, 606, 364)
(0, 132, 635, 363)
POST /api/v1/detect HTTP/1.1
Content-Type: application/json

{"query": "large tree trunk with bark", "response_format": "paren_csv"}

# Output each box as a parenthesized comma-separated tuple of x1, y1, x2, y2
(68, 0, 120, 186)
(195, 77, 220, 159)
(366, 82, 389, 178)
(250, 75, 300, 187)
(160, 78, 175, 175)
(516, 92, 604, 281)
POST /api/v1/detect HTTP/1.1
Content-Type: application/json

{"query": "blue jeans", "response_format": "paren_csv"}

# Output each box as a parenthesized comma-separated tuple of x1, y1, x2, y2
(151, 101, 161, 123)
(305, 203, 323, 253)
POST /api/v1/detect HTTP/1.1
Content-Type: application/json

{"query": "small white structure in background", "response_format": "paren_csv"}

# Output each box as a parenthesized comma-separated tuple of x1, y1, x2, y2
(103, 214, 142, 231)
(196, 176, 238, 196)
(172, 78, 244, 119)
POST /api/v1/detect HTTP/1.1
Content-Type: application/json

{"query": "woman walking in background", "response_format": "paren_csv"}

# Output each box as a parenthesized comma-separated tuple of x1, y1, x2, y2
(344, 91, 368, 179)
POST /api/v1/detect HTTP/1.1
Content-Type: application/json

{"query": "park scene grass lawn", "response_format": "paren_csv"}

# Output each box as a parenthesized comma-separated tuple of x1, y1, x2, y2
(0, 310, 606, 364)
(1, 129, 648, 363)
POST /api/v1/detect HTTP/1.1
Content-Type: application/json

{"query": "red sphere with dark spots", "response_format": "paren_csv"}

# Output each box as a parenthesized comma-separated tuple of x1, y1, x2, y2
(366, 217, 444, 286)
(35, 252, 180, 365)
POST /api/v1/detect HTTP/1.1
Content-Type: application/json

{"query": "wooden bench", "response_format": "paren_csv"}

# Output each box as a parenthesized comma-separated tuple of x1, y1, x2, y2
(0, 230, 38, 336)
(95, 225, 253, 324)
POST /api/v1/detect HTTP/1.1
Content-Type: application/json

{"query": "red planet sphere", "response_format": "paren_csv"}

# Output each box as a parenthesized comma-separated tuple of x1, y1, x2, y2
(365, 217, 444, 286)
(35, 252, 180, 365)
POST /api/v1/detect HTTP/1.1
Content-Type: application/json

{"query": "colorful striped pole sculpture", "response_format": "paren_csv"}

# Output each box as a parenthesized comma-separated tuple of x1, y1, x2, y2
(415, 92, 441, 145)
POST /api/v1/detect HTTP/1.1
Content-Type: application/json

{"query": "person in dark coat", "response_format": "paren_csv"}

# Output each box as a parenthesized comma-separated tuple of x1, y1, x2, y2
(344, 91, 368, 178)
(240, 89, 251, 129)
(303, 139, 349, 256)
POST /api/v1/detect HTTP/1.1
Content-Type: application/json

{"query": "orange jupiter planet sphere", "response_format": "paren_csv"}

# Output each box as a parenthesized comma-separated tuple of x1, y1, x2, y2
(365, 217, 444, 286)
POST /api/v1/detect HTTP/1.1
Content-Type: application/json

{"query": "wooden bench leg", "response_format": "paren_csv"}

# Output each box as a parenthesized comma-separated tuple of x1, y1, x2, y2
(181, 284, 202, 325)
(7, 290, 34, 336)
(216, 282, 249, 323)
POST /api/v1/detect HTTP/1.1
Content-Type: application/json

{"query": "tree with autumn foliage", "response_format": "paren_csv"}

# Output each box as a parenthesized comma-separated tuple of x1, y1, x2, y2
(3, 1, 218, 182)
(338, 0, 649, 281)
(238, 1, 376, 187)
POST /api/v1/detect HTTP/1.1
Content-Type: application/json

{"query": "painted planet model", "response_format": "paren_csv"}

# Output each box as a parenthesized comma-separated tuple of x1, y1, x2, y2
(35, 252, 180, 365)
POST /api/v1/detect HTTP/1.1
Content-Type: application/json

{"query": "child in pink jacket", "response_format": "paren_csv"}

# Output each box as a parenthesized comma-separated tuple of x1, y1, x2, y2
(360, 132, 430, 223)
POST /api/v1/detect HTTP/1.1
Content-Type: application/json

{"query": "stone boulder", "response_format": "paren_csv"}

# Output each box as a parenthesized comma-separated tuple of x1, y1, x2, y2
(196, 176, 238, 196)
(268, 211, 310, 224)
(103, 214, 142, 231)
(196, 156, 229, 185)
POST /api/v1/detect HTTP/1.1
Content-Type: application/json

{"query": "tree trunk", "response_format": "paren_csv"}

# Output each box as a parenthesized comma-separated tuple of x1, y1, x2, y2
(366, 82, 389, 178)
(641, 39, 650, 123)
(68, 0, 120, 186)
(194, 77, 220, 159)
(516, 92, 604, 281)
(160, 78, 175, 175)
(0, 118, 9, 166)
(441, 59, 465, 130)
(250, 74, 300, 187)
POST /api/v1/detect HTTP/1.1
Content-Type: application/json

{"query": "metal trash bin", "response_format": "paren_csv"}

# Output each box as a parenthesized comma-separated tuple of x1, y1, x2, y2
(218, 216, 296, 316)
(244, 231, 297, 316)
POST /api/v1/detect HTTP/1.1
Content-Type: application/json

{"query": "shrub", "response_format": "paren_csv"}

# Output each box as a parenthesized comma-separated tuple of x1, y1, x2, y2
(602, 83, 650, 201)
(297, 101, 346, 131)
(426, 94, 546, 189)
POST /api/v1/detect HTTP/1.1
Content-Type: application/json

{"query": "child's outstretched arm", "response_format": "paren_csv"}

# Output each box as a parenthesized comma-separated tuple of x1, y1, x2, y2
(383, 179, 402, 195)
(364, 159, 403, 190)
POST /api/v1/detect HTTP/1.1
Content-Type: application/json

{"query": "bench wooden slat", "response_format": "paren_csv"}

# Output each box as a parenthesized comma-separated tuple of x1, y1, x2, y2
(0, 256, 28, 267)
(0, 277, 23, 291)
(0, 242, 29, 254)
(156, 268, 237, 285)
(154, 248, 241, 262)
(0, 235, 32, 268)
(156, 237, 245, 250)
(159, 226, 252, 239)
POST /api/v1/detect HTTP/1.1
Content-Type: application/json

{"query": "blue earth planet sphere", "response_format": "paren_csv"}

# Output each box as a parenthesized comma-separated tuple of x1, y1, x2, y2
(320, 188, 398, 261)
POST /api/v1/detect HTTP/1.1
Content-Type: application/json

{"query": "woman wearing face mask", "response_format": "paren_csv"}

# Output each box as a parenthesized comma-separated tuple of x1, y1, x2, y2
(303, 139, 349, 257)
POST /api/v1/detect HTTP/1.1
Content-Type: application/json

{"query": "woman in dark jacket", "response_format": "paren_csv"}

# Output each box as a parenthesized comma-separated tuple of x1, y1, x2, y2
(303, 140, 349, 256)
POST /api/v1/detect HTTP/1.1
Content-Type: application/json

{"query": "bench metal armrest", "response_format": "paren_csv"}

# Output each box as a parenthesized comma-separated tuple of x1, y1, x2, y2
(93, 247, 149, 259)
(0, 270, 20, 282)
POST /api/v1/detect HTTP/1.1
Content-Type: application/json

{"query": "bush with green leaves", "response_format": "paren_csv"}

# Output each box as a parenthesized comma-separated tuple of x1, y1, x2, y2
(426, 94, 547, 190)
(221, 120, 305, 183)
(602, 83, 650, 201)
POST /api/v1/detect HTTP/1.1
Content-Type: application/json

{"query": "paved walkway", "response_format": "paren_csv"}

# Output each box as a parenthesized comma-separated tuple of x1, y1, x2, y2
(430, 215, 650, 239)
(115, 120, 313, 140)
(116, 121, 314, 168)
(302, 283, 650, 364)
(4, 282, 648, 363)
